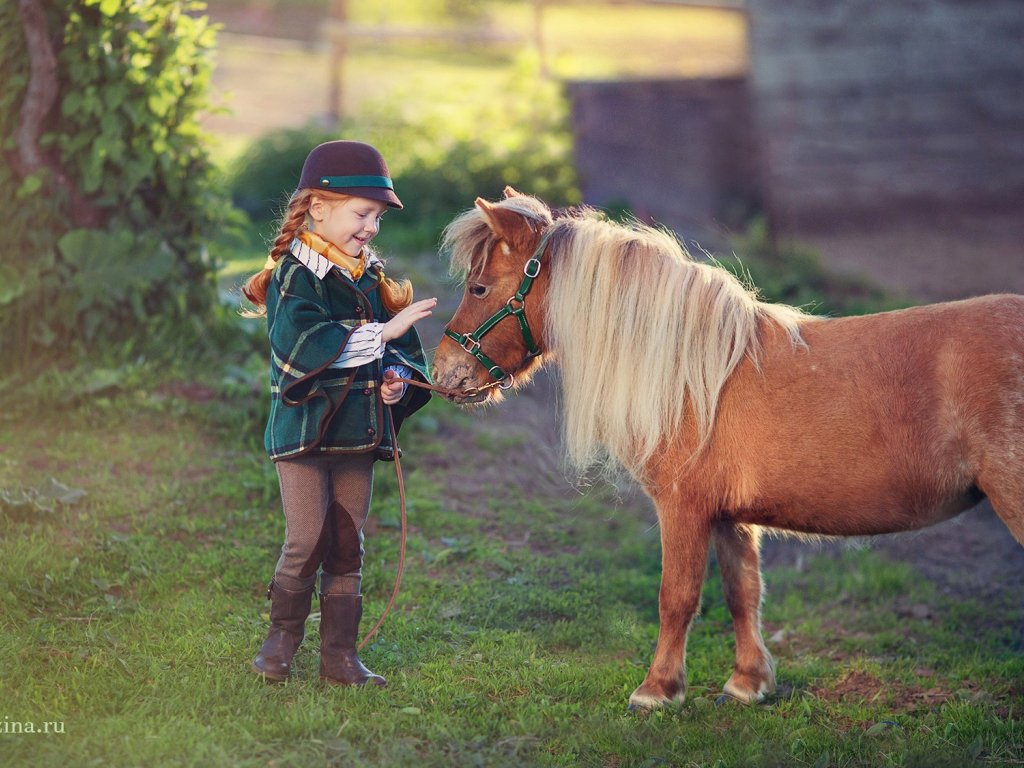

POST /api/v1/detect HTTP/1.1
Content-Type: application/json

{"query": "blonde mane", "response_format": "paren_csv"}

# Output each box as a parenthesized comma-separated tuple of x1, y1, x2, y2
(443, 196, 810, 478)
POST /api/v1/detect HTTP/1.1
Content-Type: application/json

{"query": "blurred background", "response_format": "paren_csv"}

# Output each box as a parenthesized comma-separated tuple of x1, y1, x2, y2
(4, 0, 1022, 375)
(204, 0, 1024, 301)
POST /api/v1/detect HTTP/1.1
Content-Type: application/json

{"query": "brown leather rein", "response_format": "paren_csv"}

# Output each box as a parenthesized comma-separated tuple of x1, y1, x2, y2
(356, 370, 504, 649)
(361, 249, 548, 646)
(386, 373, 509, 399)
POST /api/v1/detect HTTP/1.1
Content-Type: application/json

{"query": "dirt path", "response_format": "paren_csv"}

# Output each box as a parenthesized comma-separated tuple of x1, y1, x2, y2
(798, 208, 1024, 303)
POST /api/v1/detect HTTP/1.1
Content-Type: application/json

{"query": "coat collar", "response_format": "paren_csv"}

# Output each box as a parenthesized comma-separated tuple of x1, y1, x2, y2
(289, 237, 383, 282)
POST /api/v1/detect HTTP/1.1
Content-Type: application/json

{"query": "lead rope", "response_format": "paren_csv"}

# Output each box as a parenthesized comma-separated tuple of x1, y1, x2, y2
(356, 371, 502, 650)
(356, 397, 407, 651)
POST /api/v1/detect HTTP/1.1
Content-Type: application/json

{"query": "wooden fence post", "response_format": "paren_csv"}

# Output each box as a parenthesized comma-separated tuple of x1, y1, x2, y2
(327, 0, 347, 128)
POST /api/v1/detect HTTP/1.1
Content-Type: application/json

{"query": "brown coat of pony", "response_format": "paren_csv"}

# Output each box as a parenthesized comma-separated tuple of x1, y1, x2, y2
(433, 189, 1024, 710)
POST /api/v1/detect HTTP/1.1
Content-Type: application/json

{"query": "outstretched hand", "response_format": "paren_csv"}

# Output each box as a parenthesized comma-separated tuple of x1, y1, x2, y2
(382, 298, 437, 342)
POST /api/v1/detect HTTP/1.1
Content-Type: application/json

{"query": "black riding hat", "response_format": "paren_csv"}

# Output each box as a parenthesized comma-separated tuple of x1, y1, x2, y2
(298, 140, 403, 209)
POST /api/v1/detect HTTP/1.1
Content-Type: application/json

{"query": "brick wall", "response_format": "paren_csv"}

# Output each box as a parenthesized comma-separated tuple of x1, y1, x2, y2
(747, 0, 1024, 230)
(566, 78, 759, 243)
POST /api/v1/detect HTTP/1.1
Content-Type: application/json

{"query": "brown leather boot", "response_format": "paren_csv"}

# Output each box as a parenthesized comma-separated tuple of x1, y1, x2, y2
(252, 580, 314, 682)
(319, 593, 386, 687)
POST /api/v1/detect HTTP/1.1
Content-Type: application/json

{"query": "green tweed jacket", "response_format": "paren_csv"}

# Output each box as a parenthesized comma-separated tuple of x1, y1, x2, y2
(264, 254, 431, 461)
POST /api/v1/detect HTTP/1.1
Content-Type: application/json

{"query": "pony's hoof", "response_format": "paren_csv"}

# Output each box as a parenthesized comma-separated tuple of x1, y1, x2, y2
(628, 684, 685, 712)
(722, 667, 775, 704)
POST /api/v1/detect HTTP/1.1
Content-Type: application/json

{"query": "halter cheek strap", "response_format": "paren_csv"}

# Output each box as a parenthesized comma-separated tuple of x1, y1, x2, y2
(443, 229, 552, 387)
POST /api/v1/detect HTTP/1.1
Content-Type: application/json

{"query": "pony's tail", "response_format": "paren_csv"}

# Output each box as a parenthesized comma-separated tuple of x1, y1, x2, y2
(240, 190, 315, 317)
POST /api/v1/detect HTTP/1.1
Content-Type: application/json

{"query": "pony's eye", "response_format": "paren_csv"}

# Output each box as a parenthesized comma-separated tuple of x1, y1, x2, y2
(468, 283, 490, 298)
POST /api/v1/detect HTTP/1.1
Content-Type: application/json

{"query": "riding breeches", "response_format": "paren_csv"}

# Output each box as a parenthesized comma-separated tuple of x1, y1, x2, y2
(272, 452, 374, 596)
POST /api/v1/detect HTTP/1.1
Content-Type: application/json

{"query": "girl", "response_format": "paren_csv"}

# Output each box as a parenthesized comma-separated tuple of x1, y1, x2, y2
(242, 140, 436, 687)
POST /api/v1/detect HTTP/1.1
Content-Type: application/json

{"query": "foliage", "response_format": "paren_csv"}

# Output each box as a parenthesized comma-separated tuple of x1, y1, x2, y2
(227, 57, 580, 253)
(721, 217, 914, 317)
(227, 125, 334, 223)
(1, 0, 231, 368)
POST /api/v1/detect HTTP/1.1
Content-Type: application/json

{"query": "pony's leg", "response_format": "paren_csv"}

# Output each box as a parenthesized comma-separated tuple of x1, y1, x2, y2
(628, 508, 711, 710)
(713, 521, 776, 703)
(980, 468, 1024, 547)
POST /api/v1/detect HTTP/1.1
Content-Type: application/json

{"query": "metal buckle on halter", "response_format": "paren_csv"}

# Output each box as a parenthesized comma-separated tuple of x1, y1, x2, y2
(506, 295, 525, 312)
(523, 258, 541, 278)
(460, 336, 481, 354)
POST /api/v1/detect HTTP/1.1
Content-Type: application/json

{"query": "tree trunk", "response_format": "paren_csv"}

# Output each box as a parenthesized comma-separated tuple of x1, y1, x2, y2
(13, 0, 103, 227)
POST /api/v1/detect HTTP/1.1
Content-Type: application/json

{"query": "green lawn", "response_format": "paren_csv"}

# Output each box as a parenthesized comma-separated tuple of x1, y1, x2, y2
(1, 371, 1021, 767)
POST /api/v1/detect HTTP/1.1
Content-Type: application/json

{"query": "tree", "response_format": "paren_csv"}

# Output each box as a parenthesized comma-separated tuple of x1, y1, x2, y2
(1, 0, 227, 367)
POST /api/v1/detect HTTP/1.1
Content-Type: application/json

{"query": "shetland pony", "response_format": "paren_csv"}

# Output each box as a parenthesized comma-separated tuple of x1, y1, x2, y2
(432, 189, 1024, 710)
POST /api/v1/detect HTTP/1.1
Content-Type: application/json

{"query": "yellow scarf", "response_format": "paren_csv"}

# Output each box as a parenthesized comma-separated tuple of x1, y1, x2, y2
(296, 229, 367, 280)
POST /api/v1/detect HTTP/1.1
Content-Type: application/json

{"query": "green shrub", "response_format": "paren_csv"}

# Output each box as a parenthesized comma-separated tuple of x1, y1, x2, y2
(227, 125, 336, 223)
(722, 217, 912, 316)
(1, 0, 231, 370)
(226, 63, 580, 254)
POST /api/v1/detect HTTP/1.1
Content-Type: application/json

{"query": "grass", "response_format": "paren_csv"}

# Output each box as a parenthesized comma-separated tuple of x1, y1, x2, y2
(1, 375, 1022, 767)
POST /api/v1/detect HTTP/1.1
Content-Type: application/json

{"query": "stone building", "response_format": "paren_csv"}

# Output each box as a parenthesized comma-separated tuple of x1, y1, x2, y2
(568, 0, 1024, 300)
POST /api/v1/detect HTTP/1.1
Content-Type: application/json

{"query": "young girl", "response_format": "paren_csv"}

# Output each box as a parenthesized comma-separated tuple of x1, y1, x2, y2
(242, 140, 436, 687)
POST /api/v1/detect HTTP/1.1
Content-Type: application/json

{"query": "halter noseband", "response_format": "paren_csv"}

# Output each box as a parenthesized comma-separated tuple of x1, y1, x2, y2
(443, 229, 552, 392)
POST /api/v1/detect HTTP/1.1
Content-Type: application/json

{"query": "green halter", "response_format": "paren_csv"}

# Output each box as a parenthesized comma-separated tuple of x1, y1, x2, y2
(444, 230, 552, 387)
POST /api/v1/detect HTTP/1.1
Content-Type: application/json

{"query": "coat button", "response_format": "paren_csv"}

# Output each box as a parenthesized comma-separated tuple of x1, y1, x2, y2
(363, 388, 372, 395)
(367, 428, 375, 436)
(355, 305, 363, 314)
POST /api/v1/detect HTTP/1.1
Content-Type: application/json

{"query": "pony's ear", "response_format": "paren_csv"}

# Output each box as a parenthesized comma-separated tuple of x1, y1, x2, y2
(474, 198, 533, 247)
(503, 186, 522, 199)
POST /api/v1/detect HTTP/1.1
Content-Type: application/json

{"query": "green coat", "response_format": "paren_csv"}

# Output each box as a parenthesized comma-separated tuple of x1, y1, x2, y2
(264, 254, 431, 461)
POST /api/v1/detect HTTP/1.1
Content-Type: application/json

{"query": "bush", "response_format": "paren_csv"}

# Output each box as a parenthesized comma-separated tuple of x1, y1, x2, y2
(722, 217, 912, 316)
(227, 62, 580, 254)
(228, 125, 336, 223)
(1, 0, 231, 370)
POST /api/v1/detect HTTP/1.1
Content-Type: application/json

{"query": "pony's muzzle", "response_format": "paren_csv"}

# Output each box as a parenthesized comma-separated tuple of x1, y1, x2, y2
(446, 388, 489, 405)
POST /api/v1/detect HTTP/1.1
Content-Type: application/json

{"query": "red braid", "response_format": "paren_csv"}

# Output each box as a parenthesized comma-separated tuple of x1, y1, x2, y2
(241, 190, 316, 315)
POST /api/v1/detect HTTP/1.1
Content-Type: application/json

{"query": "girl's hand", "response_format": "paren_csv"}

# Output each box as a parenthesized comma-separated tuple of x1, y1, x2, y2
(380, 375, 405, 405)
(382, 298, 437, 342)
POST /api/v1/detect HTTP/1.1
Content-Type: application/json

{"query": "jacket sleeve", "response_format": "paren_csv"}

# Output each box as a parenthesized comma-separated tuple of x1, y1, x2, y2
(382, 327, 431, 381)
(269, 262, 358, 407)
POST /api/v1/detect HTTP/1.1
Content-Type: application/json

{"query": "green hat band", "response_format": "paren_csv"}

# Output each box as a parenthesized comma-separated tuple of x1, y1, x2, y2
(318, 175, 394, 190)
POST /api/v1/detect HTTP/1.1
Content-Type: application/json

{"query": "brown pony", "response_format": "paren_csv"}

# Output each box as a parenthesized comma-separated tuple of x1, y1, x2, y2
(432, 189, 1024, 710)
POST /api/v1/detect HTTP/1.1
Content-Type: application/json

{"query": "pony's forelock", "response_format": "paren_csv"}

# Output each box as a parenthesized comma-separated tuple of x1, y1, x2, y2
(441, 195, 553, 281)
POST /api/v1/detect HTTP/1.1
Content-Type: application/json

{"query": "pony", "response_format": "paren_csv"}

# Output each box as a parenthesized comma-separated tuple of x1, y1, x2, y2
(431, 188, 1024, 711)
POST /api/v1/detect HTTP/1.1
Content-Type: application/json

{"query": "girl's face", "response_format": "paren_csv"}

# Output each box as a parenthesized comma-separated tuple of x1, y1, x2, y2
(309, 195, 388, 258)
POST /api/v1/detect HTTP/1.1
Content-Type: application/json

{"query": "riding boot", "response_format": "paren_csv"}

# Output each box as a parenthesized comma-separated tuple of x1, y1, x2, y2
(319, 593, 386, 687)
(252, 580, 314, 682)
